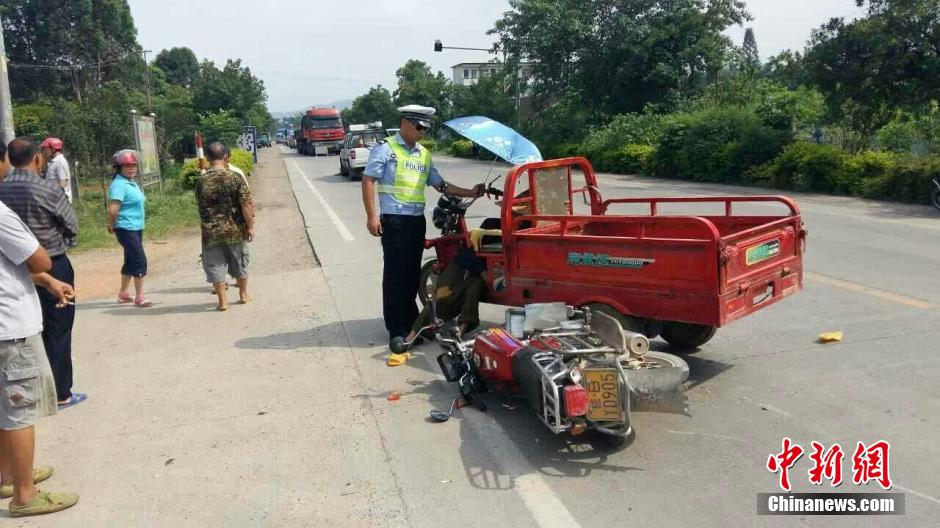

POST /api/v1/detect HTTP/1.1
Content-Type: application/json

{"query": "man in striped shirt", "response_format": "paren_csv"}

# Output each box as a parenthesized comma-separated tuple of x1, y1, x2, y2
(0, 138, 84, 409)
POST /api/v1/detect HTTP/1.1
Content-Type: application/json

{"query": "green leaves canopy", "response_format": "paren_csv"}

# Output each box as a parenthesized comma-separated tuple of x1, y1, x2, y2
(490, 0, 750, 117)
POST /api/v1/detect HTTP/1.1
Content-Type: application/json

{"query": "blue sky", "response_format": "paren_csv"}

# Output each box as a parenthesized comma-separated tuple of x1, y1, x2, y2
(127, 0, 866, 113)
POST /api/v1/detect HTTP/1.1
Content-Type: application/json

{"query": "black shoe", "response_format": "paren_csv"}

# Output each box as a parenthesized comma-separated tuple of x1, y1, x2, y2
(389, 336, 408, 354)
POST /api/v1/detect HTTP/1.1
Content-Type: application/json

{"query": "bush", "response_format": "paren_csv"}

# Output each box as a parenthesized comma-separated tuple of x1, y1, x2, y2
(751, 142, 845, 192)
(180, 158, 201, 190)
(544, 143, 581, 159)
(651, 106, 789, 182)
(229, 148, 254, 175)
(860, 156, 940, 203)
(614, 144, 656, 174)
(179, 147, 254, 190)
(419, 138, 439, 152)
(840, 151, 895, 195)
(450, 139, 472, 157)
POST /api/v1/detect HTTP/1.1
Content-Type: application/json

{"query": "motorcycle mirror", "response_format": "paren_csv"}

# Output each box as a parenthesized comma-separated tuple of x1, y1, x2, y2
(429, 397, 460, 422)
(429, 410, 451, 422)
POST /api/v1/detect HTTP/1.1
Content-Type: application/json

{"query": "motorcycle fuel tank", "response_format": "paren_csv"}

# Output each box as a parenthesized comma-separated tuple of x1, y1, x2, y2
(472, 328, 525, 383)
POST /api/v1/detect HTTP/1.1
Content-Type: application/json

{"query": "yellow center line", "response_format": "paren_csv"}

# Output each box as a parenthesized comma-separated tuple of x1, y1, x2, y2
(805, 271, 933, 309)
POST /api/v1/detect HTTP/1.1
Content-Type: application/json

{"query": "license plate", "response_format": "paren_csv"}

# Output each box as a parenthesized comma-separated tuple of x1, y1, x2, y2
(584, 369, 623, 422)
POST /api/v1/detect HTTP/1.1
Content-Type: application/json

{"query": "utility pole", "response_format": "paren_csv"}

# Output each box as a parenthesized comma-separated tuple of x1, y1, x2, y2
(0, 14, 16, 144)
(142, 49, 153, 112)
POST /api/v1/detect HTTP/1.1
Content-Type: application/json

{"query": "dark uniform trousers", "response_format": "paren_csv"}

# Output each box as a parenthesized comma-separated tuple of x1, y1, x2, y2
(36, 254, 75, 401)
(380, 214, 426, 338)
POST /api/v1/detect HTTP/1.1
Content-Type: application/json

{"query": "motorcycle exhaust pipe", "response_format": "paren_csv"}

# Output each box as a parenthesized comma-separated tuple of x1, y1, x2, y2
(623, 330, 650, 356)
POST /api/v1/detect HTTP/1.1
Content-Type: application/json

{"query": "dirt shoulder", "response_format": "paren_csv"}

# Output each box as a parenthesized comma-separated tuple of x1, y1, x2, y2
(70, 147, 314, 299)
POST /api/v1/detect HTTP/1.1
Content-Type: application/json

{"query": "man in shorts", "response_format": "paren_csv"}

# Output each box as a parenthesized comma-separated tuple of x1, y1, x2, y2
(195, 142, 254, 311)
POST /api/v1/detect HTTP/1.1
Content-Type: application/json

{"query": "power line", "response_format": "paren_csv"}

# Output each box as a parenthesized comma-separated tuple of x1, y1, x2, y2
(7, 50, 140, 71)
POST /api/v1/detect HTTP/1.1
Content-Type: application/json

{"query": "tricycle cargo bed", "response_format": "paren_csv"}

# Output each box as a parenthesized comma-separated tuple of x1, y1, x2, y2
(495, 158, 806, 329)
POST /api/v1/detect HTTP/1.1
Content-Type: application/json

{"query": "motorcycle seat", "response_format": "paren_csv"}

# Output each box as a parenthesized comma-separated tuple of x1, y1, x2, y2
(469, 229, 503, 253)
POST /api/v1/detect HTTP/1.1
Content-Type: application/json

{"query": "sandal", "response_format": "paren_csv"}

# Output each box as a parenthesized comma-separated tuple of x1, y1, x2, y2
(57, 393, 87, 409)
(134, 296, 153, 308)
(117, 292, 133, 303)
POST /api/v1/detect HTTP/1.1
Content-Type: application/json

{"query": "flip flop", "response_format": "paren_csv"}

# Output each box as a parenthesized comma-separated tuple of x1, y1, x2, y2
(387, 352, 411, 367)
(117, 293, 133, 303)
(238, 296, 253, 304)
(57, 393, 87, 409)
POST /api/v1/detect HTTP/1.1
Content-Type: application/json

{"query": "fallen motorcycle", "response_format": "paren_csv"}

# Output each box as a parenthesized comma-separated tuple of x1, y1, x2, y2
(416, 302, 689, 445)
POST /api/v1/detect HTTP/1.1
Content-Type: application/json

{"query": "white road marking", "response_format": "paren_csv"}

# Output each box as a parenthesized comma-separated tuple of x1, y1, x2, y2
(805, 271, 933, 309)
(894, 484, 940, 505)
(288, 159, 355, 242)
(469, 413, 583, 528)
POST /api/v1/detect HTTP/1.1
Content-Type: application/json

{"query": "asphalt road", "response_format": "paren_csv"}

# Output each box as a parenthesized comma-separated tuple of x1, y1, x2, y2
(284, 146, 940, 528)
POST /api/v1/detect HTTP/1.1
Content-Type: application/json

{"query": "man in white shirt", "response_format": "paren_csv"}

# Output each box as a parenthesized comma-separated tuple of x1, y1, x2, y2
(41, 138, 72, 203)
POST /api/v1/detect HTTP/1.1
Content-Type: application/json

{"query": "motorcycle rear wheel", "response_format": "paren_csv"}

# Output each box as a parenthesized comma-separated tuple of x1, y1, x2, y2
(418, 259, 438, 308)
(932, 187, 940, 211)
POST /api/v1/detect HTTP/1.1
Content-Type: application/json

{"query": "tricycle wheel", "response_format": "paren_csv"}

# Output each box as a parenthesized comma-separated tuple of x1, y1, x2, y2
(660, 322, 717, 352)
(583, 303, 653, 337)
(418, 260, 438, 308)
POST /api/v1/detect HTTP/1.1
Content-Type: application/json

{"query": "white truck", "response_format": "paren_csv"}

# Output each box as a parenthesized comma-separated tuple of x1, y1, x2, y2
(339, 123, 385, 180)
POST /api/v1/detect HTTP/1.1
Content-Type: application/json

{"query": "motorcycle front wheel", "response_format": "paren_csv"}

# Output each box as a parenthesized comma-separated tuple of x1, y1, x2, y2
(931, 187, 940, 211)
(418, 259, 438, 308)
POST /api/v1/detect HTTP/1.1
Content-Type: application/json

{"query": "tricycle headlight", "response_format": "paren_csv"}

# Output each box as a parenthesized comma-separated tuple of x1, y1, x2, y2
(569, 365, 583, 384)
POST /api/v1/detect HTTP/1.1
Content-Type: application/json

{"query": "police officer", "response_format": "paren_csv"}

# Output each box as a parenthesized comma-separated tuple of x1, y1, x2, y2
(362, 105, 484, 352)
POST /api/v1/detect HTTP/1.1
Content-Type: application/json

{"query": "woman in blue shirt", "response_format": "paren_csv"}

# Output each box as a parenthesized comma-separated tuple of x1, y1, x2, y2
(107, 149, 152, 307)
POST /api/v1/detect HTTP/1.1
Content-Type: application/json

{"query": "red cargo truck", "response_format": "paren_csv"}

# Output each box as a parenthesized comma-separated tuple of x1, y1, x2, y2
(297, 107, 345, 156)
(419, 157, 807, 350)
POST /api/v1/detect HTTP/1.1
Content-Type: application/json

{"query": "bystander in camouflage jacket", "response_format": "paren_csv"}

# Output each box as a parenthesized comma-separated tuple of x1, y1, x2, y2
(195, 168, 252, 247)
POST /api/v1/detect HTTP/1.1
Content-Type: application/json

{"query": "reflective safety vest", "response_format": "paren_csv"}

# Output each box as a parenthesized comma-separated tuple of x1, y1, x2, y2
(377, 137, 432, 205)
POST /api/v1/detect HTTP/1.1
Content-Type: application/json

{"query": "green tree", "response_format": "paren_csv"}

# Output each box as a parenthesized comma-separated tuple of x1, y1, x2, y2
(450, 71, 515, 124)
(152, 84, 197, 161)
(198, 110, 242, 145)
(489, 0, 750, 118)
(803, 0, 940, 135)
(763, 50, 808, 89)
(1, 0, 142, 102)
(393, 60, 452, 122)
(154, 47, 200, 87)
(343, 85, 399, 128)
(194, 59, 273, 132)
(741, 28, 760, 79)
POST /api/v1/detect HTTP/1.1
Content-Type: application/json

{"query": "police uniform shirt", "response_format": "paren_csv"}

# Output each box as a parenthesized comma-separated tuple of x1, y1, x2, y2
(364, 132, 444, 216)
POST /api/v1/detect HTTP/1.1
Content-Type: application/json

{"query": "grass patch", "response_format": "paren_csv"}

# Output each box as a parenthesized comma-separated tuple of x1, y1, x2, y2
(73, 169, 199, 252)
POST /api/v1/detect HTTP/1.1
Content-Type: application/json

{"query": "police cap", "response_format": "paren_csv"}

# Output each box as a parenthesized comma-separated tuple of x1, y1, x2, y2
(398, 104, 436, 128)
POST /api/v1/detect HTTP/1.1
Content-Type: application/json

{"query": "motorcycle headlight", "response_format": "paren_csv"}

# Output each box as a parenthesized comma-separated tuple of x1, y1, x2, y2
(569, 365, 583, 384)
(432, 207, 448, 229)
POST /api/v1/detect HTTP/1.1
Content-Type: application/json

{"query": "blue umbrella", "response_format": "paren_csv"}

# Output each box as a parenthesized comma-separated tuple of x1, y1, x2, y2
(444, 116, 542, 165)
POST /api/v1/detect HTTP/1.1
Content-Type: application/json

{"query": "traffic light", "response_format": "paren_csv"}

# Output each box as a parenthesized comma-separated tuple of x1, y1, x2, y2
(434, 39, 443, 52)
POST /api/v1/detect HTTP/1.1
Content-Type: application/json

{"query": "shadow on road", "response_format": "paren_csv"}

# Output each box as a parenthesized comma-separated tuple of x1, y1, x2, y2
(235, 317, 385, 350)
(447, 391, 645, 490)
(100, 302, 218, 316)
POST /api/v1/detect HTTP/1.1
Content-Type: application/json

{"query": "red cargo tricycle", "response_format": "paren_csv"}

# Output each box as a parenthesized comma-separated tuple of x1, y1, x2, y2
(419, 156, 806, 349)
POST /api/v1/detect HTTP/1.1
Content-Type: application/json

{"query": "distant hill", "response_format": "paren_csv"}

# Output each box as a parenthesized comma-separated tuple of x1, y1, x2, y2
(272, 99, 353, 118)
